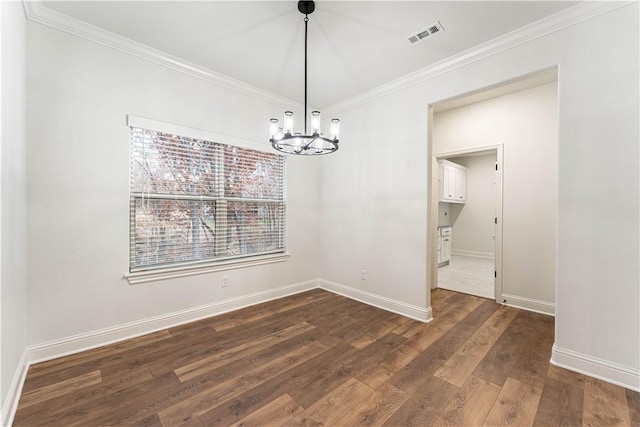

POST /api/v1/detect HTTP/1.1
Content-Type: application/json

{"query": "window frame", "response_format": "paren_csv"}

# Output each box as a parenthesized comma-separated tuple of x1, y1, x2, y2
(124, 115, 289, 284)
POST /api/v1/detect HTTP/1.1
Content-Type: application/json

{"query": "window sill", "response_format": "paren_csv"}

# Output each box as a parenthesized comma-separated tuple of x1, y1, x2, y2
(124, 253, 290, 285)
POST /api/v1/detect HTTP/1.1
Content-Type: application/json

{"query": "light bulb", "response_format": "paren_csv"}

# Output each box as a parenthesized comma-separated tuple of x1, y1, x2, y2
(311, 111, 321, 135)
(269, 118, 279, 140)
(330, 119, 340, 141)
(284, 111, 294, 135)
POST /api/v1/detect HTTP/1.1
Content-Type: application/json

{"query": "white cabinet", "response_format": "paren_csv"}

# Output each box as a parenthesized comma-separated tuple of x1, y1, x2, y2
(454, 168, 466, 201)
(439, 160, 466, 203)
(438, 226, 452, 267)
(442, 234, 451, 263)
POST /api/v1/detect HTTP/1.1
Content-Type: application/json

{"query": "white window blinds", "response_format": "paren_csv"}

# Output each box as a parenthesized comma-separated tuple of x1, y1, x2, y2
(130, 126, 286, 272)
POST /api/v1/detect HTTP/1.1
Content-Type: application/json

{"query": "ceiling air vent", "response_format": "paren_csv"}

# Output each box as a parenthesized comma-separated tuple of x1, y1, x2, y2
(408, 21, 444, 44)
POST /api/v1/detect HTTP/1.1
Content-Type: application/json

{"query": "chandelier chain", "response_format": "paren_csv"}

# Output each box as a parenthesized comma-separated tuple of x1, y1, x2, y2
(304, 14, 308, 135)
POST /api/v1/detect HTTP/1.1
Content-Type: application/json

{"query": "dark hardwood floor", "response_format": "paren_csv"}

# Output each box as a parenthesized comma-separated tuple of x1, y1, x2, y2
(13, 289, 640, 426)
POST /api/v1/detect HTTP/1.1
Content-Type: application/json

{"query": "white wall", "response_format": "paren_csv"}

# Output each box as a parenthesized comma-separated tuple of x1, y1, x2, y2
(435, 84, 557, 306)
(318, 91, 430, 314)
(553, 5, 639, 387)
(1, 0, 28, 416)
(321, 4, 639, 388)
(25, 21, 320, 346)
(445, 154, 497, 258)
(438, 203, 451, 226)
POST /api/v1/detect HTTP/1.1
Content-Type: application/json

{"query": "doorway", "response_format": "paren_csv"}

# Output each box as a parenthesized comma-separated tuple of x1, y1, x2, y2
(432, 147, 503, 301)
(426, 68, 558, 313)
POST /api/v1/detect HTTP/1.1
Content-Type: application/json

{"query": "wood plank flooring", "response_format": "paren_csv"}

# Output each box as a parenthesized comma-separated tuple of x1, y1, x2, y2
(13, 289, 640, 426)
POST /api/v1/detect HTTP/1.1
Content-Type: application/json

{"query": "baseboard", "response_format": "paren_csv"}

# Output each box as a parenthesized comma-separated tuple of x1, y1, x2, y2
(551, 345, 640, 392)
(28, 279, 318, 364)
(501, 293, 555, 316)
(318, 279, 432, 323)
(27, 277, 432, 364)
(8, 277, 430, 423)
(1, 349, 29, 427)
(7, 278, 638, 426)
(451, 249, 494, 259)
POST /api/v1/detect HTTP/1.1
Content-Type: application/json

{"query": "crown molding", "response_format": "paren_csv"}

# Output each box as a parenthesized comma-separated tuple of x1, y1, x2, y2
(22, 0, 631, 114)
(22, 0, 302, 111)
(324, 1, 633, 115)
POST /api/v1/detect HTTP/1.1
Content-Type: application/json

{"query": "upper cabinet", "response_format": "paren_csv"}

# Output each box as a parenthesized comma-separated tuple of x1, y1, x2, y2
(439, 159, 466, 203)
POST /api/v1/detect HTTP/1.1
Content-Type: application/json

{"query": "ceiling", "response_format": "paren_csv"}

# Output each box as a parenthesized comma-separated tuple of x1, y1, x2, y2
(42, 1, 577, 109)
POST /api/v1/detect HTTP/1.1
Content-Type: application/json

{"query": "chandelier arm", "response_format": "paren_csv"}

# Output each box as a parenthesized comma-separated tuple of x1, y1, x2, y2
(302, 137, 316, 151)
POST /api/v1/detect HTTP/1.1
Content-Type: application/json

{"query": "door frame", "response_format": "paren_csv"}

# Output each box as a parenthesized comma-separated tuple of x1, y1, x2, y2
(429, 144, 504, 303)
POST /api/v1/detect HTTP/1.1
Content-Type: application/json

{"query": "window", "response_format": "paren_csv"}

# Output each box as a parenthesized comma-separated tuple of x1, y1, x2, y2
(129, 121, 286, 274)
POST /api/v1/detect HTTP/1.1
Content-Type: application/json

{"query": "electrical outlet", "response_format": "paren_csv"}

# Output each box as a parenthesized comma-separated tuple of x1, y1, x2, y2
(221, 275, 229, 287)
(360, 269, 367, 280)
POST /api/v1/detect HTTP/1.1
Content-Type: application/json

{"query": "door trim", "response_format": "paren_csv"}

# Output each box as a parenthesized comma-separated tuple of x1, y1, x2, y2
(429, 144, 504, 303)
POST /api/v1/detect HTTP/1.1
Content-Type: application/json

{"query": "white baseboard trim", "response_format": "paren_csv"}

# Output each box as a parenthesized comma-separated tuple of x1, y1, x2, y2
(28, 279, 318, 364)
(8, 278, 639, 425)
(318, 279, 432, 323)
(451, 249, 494, 259)
(551, 345, 640, 392)
(6, 278, 431, 423)
(26, 277, 432, 364)
(1, 349, 29, 427)
(501, 293, 555, 316)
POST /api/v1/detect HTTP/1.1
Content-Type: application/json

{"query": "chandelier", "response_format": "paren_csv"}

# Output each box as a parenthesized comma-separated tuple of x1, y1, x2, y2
(269, 1, 340, 155)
